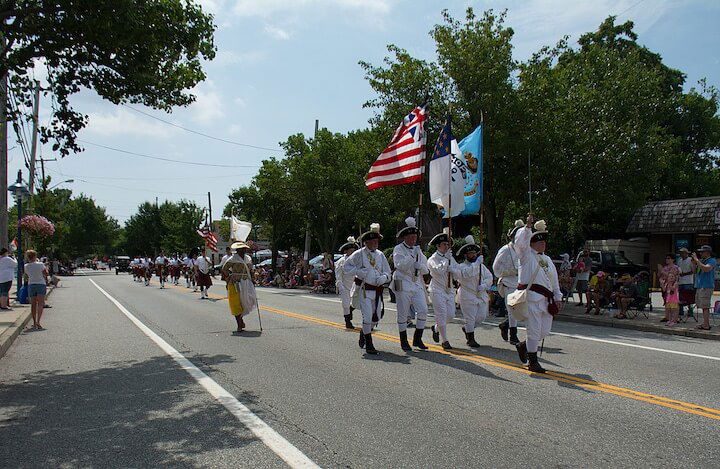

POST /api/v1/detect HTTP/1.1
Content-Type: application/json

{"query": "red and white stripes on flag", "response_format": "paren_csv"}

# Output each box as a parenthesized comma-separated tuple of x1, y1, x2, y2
(365, 104, 427, 190)
(197, 228, 219, 252)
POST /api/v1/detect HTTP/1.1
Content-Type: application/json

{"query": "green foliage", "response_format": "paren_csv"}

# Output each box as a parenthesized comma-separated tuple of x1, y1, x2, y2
(2, 0, 216, 156)
(122, 200, 204, 256)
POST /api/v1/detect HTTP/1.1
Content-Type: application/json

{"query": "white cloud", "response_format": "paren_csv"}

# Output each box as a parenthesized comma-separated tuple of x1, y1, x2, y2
(232, 0, 393, 18)
(228, 123, 243, 134)
(188, 87, 225, 123)
(85, 107, 175, 138)
(264, 24, 291, 40)
(212, 49, 265, 66)
(234, 97, 247, 107)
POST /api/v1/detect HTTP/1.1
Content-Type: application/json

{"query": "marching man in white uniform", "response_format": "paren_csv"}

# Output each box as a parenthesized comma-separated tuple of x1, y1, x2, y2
(493, 219, 525, 345)
(391, 217, 430, 351)
(335, 236, 359, 329)
(427, 229, 460, 349)
(514, 216, 562, 373)
(344, 224, 392, 355)
(456, 235, 493, 348)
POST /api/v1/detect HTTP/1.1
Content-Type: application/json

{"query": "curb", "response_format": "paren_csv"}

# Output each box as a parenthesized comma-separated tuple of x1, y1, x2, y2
(553, 313, 719, 341)
(0, 285, 57, 360)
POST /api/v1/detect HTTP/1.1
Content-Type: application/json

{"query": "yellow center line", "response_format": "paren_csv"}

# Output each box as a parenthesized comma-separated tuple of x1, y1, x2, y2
(163, 282, 720, 421)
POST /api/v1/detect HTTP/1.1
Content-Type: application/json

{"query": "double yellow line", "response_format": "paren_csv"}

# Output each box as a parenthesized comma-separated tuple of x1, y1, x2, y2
(164, 283, 720, 421)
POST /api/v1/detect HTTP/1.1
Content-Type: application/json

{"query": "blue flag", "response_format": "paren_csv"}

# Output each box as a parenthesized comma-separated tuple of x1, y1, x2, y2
(458, 124, 482, 216)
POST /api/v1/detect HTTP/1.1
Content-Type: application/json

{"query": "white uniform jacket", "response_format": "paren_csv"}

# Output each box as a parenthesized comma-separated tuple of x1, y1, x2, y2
(514, 227, 562, 304)
(492, 243, 519, 293)
(427, 251, 460, 295)
(344, 247, 391, 288)
(391, 243, 429, 292)
(456, 259, 493, 303)
(334, 255, 355, 293)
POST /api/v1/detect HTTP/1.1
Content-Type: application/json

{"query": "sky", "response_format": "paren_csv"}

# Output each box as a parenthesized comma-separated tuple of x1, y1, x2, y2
(7, 0, 720, 225)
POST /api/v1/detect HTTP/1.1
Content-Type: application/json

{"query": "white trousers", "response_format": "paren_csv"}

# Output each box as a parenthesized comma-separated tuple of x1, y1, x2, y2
(395, 284, 428, 332)
(359, 290, 383, 334)
(459, 296, 489, 334)
(525, 300, 553, 353)
(432, 290, 455, 342)
(338, 285, 352, 316)
(502, 286, 519, 327)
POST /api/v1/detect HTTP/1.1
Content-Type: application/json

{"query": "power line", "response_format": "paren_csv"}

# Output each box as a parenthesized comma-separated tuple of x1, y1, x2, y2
(77, 139, 262, 168)
(123, 104, 282, 152)
(617, 0, 646, 17)
(75, 178, 207, 196)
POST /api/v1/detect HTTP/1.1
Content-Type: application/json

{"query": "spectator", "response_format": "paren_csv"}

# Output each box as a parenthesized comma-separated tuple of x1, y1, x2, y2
(24, 250, 49, 330)
(676, 248, 695, 319)
(588, 271, 611, 315)
(659, 253, 681, 326)
(0, 248, 18, 310)
(613, 274, 638, 319)
(558, 253, 573, 301)
(575, 248, 592, 306)
(692, 245, 717, 331)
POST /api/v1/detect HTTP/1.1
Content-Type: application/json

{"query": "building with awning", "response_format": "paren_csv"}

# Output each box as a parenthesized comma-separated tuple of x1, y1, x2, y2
(626, 196, 720, 278)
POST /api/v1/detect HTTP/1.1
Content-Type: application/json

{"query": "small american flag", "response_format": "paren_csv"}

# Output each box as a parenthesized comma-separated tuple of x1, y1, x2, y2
(365, 104, 427, 190)
(196, 227, 219, 252)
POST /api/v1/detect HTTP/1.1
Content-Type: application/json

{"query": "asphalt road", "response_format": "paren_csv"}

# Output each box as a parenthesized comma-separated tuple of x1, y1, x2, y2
(1, 271, 718, 468)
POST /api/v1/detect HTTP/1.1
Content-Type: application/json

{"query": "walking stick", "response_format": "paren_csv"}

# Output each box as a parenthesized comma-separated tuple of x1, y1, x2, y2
(256, 297, 263, 332)
(540, 338, 545, 356)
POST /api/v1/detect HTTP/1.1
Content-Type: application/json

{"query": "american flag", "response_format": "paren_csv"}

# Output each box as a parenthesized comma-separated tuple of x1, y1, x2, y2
(196, 227, 219, 252)
(365, 104, 427, 190)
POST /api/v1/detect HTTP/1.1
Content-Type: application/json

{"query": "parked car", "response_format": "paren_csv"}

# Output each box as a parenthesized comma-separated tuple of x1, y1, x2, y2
(115, 256, 131, 275)
(576, 250, 648, 277)
(309, 254, 342, 269)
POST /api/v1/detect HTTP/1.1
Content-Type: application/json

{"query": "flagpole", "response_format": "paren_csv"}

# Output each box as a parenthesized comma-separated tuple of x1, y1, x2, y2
(479, 110, 484, 258)
(447, 106, 453, 290)
(528, 147, 533, 215)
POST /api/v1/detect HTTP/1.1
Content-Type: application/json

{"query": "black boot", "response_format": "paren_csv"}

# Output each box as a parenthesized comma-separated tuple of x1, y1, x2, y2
(344, 314, 354, 329)
(413, 329, 428, 350)
(365, 334, 378, 355)
(349, 307, 354, 321)
(527, 352, 546, 373)
(432, 324, 440, 343)
(509, 327, 520, 345)
(499, 319, 509, 342)
(441, 341, 452, 350)
(358, 330, 365, 349)
(516, 340, 528, 364)
(399, 331, 412, 351)
(466, 331, 480, 348)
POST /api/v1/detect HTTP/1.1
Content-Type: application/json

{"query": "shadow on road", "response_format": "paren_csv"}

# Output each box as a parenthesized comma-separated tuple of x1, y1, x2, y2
(0, 354, 255, 468)
(409, 349, 515, 383)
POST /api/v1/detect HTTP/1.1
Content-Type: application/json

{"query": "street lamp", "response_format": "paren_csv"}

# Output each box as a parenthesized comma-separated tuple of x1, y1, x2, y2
(47, 179, 74, 191)
(8, 170, 30, 302)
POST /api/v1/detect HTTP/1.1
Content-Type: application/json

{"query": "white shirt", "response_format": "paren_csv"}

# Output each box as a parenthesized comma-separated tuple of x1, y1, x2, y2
(677, 256, 694, 285)
(456, 259, 493, 302)
(220, 254, 232, 267)
(391, 242, 429, 288)
(195, 256, 210, 274)
(183, 257, 193, 268)
(493, 243, 519, 289)
(334, 255, 355, 291)
(0, 256, 18, 283)
(427, 250, 460, 294)
(514, 227, 562, 303)
(25, 261, 47, 285)
(169, 257, 178, 266)
(344, 247, 391, 287)
(155, 256, 166, 265)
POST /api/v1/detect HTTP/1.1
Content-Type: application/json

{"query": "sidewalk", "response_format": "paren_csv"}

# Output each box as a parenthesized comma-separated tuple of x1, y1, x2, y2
(0, 286, 56, 360)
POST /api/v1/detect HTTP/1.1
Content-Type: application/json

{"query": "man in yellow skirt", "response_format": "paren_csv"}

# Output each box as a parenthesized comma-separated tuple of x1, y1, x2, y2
(222, 241, 258, 334)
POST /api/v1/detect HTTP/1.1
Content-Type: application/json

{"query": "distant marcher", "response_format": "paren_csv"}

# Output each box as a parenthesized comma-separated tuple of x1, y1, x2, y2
(24, 250, 49, 330)
(692, 245, 717, 330)
(676, 248, 695, 319)
(0, 248, 18, 310)
(659, 254, 681, 326)
(195, 251, 213, 299)
(222, 242, 257, 334)
(575, 249, 592, 306)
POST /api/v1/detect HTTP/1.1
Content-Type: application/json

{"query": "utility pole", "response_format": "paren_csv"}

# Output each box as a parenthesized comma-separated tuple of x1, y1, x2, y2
(302, 119, 318, 264)
(207, 191, 213, 231)
(28, 80, 40, 194)
(0, 26, 8, 249)
(38, 157, 56, 191)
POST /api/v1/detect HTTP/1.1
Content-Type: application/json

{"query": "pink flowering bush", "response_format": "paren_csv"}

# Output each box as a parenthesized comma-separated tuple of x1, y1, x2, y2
(20, 215, 56, 238)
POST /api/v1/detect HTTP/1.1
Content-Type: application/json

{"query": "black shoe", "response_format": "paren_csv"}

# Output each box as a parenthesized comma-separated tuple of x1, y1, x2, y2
(348, 308, 354, 321)
(399, 331, 412, 351)
(365, 334, 378, 355)
(413, 329, 428, 350)
(527, 352, 546, 373)
(358, 330, 365, 349)
(344, 314, 354, 329)
(432, 324, 440, 343)
(441, 341, 452, 350)
(516, 341, 528, 364)
(509, 327, 520, 345)
(466, 331, 480, 348)
(499, 320, 509, 342)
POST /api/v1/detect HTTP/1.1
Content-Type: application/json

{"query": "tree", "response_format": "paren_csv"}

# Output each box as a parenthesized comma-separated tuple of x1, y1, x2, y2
(2, 0, 216, 156)
(54, 195, 119, 258)
(122, 200, 204, 255)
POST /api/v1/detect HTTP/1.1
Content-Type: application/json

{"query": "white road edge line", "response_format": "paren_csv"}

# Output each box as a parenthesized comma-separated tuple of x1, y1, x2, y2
(89, 278, 320, 469)
(260, 291, 720, 362)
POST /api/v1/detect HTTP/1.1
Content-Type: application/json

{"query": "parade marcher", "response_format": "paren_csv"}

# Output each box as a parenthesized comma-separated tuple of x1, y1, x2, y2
(195, 250, 213, 299)
(427, 229, 460, 349)
(155, 252, 168, 289)
(183, 252, 195, 289)
(142, 255, 153, 286)
(344, 223, 392, 355)
(391, 217, 430, 351)
(456, 235, 493, 348)
(335, 236, 360, 329)
(222, 241, 258, 334)
(513, 216, 562, 373)
(170, 254, 181, 285)
(220, 246, 233, 282)
(493, 219, 525, 345)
